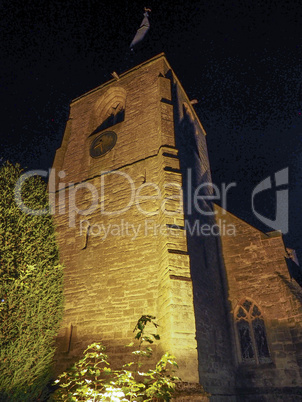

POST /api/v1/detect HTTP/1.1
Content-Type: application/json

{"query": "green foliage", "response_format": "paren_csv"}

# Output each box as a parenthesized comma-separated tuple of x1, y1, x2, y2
(0, 162, 64, 401)
(53, 315, 179, 401)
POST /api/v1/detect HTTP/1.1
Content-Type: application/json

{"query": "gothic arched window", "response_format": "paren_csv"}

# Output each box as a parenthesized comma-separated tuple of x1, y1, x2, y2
(91, 87, 127, 136)
(235, 299, 271, 364)
(93, 100, 125, 133)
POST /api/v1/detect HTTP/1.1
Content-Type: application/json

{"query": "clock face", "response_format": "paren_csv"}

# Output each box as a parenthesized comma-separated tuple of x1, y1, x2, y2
(90, 131, 117, 158)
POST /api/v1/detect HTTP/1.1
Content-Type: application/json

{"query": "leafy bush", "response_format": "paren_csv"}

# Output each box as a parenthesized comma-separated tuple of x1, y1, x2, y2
(53, 315, 179, 401)
(0, 162, 64, 401)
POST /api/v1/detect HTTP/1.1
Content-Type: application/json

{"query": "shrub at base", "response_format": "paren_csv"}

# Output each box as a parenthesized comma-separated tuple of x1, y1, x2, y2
(53, 315, 179, 402)
(0, 162, 64, 401)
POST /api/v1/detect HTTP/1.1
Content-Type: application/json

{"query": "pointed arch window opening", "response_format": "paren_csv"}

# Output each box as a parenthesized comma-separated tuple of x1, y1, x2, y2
(235, 299, 271, 364)
(92, 101, 125, 136)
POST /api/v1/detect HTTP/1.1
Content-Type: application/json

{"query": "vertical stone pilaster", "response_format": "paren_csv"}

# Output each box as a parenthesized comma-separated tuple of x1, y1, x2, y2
(156, 147, 200, 383)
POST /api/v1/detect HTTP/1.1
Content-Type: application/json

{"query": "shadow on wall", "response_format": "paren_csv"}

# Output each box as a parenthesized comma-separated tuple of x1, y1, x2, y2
(170, 72, 236, 396)
(170, 71, 302, 399)
(235, 309, 302, 401)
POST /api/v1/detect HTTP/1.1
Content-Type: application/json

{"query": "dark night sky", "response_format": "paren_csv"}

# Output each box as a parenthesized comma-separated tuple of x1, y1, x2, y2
(1, 1, 302, 257)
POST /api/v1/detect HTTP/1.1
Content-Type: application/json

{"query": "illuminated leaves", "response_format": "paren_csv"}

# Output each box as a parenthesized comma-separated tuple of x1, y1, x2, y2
(53, 316, 179, 401)
(0, 161, 64, 401)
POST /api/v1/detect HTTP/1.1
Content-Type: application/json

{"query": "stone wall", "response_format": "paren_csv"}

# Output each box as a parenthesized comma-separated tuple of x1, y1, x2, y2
(51, 55, 200, 387)
(216, 205, 302, 400)
(51, 53, 302, 401)
(169, 73, 236, 399)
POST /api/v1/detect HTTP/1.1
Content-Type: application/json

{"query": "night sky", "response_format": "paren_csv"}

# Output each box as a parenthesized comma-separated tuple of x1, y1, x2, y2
(1, 1, 302, 260)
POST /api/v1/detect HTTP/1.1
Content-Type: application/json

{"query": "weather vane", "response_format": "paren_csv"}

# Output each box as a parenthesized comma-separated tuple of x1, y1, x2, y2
(130, 7, 151, 51)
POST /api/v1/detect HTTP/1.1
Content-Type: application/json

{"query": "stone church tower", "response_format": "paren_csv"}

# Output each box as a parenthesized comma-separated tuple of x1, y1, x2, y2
(51, 53, 302, 400)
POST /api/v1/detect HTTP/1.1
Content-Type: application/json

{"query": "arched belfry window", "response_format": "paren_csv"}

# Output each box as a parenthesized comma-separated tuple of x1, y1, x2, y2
(235, 299, 271, 364)
(95, 100, 124, 131)
(91, 87, 126, 135)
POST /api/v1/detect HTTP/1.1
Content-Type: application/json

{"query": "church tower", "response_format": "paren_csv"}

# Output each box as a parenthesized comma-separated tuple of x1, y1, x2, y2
(51, 52, 302, 400)
(51, 53, 234, 398)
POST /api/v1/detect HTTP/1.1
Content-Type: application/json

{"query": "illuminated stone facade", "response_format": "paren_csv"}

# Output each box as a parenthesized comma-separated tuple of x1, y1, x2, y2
(216, 206, 302, 400)
(51, 54, 302, 400)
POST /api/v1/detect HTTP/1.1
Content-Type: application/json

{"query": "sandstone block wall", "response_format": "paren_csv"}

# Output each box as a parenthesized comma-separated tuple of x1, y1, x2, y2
(215, 205, 302, 399)
(51, 55, 201, 385)
(170, 73, 236, 398)
(51, 53, 302, 401)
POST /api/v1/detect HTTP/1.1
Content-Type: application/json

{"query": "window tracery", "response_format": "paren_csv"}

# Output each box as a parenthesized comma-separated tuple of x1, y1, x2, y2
(235, 299, 271, 364)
